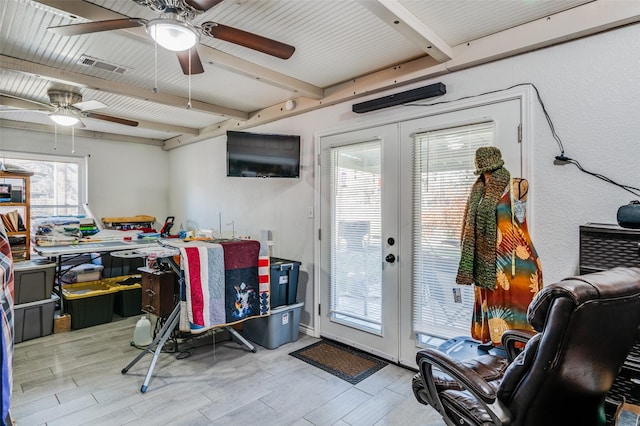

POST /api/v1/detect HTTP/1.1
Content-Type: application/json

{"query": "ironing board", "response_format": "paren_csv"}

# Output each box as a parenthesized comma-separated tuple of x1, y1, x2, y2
(117, 241, 265, 393)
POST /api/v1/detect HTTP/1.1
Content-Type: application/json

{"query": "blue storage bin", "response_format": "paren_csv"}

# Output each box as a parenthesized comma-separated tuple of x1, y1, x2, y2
(270, 257, 300, 308)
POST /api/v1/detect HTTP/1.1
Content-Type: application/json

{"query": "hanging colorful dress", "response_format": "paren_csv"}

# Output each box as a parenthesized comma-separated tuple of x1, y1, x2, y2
(470, 178, 543, 345)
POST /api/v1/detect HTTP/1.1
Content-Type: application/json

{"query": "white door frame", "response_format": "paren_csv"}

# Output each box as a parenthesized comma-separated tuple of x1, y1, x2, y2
(312, 85, 535, 352)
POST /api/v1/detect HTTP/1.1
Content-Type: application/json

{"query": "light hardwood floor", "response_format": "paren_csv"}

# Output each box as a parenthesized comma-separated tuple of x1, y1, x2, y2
(10, 316, 446, 426)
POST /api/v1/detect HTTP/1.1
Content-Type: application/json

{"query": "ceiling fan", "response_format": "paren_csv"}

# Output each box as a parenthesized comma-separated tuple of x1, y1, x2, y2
(0, 90, 139, 127)
(47, 0, 296, 76)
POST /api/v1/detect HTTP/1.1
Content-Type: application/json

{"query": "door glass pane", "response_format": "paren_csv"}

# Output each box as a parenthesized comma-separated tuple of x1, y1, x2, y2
(330, 140, 382, 334)
(412, 122, 494, 340)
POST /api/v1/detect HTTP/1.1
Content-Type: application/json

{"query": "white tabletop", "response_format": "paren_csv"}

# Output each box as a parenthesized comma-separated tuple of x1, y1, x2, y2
(34, 239, 160, 257)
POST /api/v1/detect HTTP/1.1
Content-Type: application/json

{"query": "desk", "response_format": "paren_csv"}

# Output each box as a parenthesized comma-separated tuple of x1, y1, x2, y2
(35, 240, 159, 312)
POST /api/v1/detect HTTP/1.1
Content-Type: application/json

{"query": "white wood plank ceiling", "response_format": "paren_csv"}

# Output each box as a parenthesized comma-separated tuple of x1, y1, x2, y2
(0, 0, 639, 148)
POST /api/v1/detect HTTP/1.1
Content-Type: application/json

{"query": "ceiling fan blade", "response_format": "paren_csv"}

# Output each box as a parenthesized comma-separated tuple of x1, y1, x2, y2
(73, 100, 108, 112)
(201, 22, 295, 59)
(83, 112, 139, 127)
(184, 0, 224, 12)
(48, 18, 145, 36)
(0, 94, 51, 111)
(176, 47, 205, 75)
(0, 109, 50, 116)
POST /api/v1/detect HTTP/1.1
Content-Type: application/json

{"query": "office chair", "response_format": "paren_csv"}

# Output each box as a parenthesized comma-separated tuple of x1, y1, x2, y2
(413, 267, 640, 426)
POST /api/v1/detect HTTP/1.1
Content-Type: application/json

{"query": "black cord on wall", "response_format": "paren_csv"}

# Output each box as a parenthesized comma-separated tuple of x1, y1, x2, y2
(407, 82, 640, 199)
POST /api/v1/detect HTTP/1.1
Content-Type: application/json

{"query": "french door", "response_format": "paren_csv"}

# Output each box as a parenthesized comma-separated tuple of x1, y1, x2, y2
(319, 124, 400, 360)
(318, 97, 524, 365)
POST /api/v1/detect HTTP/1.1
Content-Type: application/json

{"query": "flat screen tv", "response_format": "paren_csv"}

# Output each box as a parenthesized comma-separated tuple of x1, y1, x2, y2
(227, 130, 300, 178)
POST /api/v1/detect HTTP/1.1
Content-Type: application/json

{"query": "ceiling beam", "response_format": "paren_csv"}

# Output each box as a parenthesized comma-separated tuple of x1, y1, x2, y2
(195, 49, 323, 98)
(358, 0, 452, 62)
(0, 119, 164, 146)
(32, 0, 324, 99)
(0, 55, 247, 119)
(163, 56, 447, 149)
(0, 95, 199, 135)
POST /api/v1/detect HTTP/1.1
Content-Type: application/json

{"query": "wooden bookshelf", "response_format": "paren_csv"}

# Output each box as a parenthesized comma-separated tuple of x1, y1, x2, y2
(0, 171, 33, 261)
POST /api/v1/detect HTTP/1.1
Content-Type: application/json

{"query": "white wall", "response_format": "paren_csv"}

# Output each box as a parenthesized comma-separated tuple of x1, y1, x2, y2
(169, 23, 640, 331)
(0, 127, 170, 226)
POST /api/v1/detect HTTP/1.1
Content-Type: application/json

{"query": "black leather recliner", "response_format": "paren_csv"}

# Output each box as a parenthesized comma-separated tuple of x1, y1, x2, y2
(413, 267, 640, 426)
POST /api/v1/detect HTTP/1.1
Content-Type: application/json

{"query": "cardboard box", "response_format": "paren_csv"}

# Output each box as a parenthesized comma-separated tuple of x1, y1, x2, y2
(53, 313, 71, 333)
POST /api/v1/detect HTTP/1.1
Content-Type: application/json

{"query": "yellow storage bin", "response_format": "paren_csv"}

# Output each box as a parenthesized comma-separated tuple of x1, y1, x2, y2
(104, 275, 143, 317)
(62, 281, 118, 329)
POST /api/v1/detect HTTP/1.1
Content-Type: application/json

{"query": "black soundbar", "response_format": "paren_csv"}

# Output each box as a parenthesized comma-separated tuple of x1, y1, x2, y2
(352, 82, 446, 114)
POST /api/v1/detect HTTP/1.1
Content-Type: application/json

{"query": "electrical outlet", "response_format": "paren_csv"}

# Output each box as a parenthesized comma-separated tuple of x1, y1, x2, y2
(307, 207, 314, 219)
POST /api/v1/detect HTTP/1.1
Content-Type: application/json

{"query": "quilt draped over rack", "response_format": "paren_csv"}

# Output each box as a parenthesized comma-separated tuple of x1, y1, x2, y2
(175, 240, 270, 333)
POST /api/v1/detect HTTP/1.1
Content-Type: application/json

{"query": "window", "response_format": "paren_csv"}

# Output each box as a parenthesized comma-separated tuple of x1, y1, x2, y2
(412, 122, 494, 339)
(2, 153, 86, 219)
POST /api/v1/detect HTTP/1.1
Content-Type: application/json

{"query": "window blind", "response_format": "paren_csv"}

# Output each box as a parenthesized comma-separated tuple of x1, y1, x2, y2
(329, 140, 383, 332)
(411, 122, 494, 339)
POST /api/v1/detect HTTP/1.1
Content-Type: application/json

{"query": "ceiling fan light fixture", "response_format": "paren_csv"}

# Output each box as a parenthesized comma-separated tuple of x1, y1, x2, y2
(147, 18, 198, 52)
(49, 109, 79, 126)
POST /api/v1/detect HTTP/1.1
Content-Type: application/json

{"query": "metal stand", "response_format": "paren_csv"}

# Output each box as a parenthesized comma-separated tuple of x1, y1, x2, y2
(226, 325, 257, 354)
(121, 253, 258, 393)
(121, 303, 181, 393)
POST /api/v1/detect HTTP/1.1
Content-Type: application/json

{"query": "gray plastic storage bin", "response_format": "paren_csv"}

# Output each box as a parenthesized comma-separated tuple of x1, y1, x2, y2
(269, 257, 301, 309)
(243, 301, 303, 349)
(97, 253, 145, 278)
(14, 260, 56, 304)
(14, 294, 58, 343)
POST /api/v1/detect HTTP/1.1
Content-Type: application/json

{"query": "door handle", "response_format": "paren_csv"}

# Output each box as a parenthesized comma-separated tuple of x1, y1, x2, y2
(385, 253, 396, 263)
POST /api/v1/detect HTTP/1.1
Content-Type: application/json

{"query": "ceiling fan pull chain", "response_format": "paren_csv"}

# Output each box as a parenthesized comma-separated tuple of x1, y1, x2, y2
(187, 48, 192, 109)
(153, 41, 159, 94)
(54, 124, 57, 151)
(71, 126, 75, 154)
